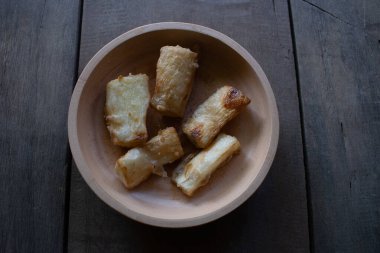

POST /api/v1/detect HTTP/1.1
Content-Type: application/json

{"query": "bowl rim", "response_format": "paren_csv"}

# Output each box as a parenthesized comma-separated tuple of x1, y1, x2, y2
(68, 22, 279, 227)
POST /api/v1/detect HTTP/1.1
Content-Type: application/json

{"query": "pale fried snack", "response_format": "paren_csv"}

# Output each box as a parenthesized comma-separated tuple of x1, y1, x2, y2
(105, 74, 150, 148)
(182, 86, 250, 148)
(151, 45, 198, 117)
(172, 134, 240, 196)
(116, 127, 184, 189)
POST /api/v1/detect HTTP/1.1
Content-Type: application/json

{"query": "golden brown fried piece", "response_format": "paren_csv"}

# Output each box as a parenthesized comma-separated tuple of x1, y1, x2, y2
(172, 134, 240, 196)
(151, 45, 198, 117)
(182, 86, 250, 148)
(116, 127, 184, 189)
(105, 74, 150, 148)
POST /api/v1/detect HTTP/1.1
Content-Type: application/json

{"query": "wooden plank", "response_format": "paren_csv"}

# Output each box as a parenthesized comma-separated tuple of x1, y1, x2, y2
(0, 0, 81, 252)
(299, 0, 380, 37)
(290, 0, 380, 252)
(68, 0, 310, 252)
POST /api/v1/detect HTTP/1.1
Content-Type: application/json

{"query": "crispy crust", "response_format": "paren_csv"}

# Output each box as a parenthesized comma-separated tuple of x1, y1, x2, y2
(151, 45, 198, 117)
(223, 87, 251, 109)
(105, 74, 150, 148)
(115, 148, 154, 189)
(144, 127, 184, 164)
(115, 127, 184, 189)
(183, 86, 250, 148)
(172, 134, 240, 196)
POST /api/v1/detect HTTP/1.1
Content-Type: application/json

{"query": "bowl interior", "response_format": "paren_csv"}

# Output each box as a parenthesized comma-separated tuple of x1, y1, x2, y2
(75, 29, 273, 223)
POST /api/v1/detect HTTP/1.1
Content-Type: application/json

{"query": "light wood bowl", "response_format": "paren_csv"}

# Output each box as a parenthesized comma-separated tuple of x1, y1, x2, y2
(68, 22, 279, 227)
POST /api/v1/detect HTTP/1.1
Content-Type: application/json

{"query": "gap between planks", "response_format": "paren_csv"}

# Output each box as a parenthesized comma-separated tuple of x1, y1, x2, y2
(63, 1, 84, 252)
(287, 0, 315, 252)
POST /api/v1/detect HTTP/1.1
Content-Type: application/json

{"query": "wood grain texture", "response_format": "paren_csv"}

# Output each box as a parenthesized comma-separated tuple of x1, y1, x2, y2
(68, 0, 309, 252)
(0, 0, 81, 252)
(300, 0, 380, 37)
(290, 0, 380, 252)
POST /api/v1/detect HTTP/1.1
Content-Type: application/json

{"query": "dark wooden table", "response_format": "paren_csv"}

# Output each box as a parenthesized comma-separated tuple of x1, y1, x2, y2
(1, 1, 379, 252)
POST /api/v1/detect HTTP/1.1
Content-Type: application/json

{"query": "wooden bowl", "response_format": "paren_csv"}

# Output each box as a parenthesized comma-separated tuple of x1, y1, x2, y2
(68, 22, 279, 227)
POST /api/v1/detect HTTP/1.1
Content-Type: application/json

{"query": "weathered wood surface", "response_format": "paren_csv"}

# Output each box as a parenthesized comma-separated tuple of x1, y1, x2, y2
(298, 0, 380, 37)
(290, 0, 380, 252)
(68, 0, 310, 252)
(0, 0, 81, 252)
